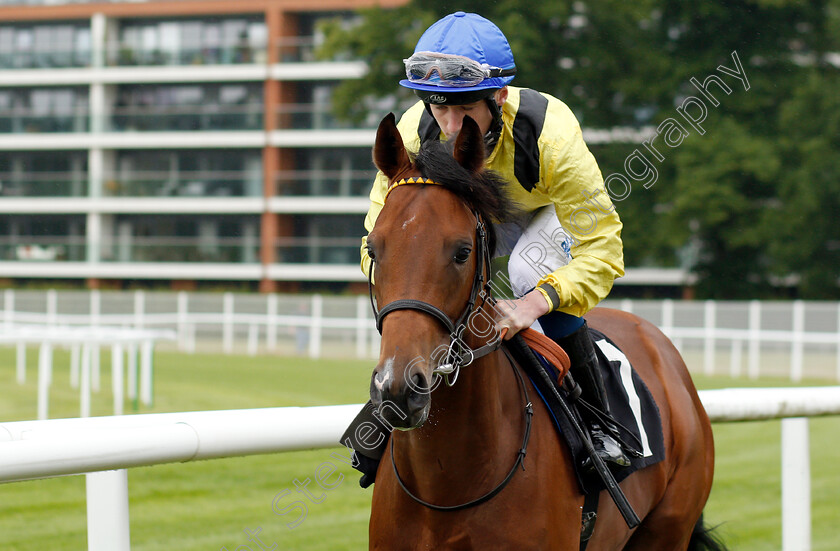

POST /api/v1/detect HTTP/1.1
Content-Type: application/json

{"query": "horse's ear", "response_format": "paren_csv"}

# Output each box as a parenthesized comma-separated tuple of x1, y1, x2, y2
(452, 116, 485, 174)
(373, 113, 411, 180)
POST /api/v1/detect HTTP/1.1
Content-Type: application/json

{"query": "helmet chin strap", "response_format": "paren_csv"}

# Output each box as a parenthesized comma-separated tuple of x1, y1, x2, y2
(483, 97, 504, 153)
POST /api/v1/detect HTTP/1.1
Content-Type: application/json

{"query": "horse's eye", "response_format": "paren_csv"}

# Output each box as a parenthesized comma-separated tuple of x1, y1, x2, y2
(454, 247, 472, 264)
(366, 246, 376, 260)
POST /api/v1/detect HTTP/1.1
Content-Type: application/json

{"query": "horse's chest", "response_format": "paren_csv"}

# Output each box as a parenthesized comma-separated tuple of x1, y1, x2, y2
(370, 500, 570, 550)
(371, 523, 544, 550)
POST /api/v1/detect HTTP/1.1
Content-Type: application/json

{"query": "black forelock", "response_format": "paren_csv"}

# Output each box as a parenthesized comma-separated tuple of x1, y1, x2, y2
(413, 139, 515, 253)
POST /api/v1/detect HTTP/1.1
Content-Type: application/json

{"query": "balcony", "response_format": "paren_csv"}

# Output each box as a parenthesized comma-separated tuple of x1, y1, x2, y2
(275, 169, 374, 197)
(276, 103, 388, 131)
(0, 110, 89, 133)
(1, 238, 355, 264)
(0, 172, 88, 197)
(103, 171, 261, 198)
(109, 105, 262, 132)
(0, 237, 85, 262)
(0, 48, 91, 70)
(0, 0, 142, 5)
(101, 237, 259, 264)
(106, 43, 267, 67)
(276, 37, 325, 64)
(276, 237, 360, 264)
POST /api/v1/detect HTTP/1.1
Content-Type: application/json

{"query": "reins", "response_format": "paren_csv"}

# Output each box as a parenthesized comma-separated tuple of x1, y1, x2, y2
(390, 346, 533, 512)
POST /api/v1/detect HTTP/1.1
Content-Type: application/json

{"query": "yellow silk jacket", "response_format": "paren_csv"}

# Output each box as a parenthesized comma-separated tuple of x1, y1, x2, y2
(361, 86, 624, 317)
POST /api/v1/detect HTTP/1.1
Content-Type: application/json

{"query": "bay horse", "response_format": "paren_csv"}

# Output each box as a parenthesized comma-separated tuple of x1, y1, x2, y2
(365, 113, 720, 550)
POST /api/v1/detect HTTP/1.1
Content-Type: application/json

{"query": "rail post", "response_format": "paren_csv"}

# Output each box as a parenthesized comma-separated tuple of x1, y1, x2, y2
(86, 469, 131, 551)
(781, 417, 810, 551)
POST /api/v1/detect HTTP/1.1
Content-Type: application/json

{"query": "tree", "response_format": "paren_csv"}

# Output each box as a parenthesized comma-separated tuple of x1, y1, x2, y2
(666, 117, 780, 298)
(319, 0, 840, 298)
(772, 71, 840, 298)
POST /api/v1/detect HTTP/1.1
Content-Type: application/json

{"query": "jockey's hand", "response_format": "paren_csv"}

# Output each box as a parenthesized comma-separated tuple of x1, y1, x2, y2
(494, 290, 551, 341)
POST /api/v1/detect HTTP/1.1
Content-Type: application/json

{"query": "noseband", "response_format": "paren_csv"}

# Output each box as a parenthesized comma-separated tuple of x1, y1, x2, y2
(368, 179, 500, 384)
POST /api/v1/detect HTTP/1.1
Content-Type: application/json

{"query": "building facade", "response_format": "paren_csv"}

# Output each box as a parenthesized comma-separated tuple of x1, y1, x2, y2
(0, 0, 694, 295)
(0, 0, 409, 292)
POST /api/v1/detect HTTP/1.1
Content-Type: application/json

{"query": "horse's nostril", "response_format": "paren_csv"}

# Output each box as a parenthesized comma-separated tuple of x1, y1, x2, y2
(413, 373, 427, 391)
(370, 370, 387, 403)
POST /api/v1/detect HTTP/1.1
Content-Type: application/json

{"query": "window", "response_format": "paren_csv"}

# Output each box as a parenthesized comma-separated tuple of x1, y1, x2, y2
(113, 17, 266, 66)
(278, 214, 365, 263)
(103, 215, 260, 263)
(112, 83, 262, 131)
(0, 87, 88, 133)
(110, 150, 262, 197)
(0, 152, 88, 197)
(278, 148, 375, 196)
(0, 22, 90, 68)
(0, 215, 86, 262)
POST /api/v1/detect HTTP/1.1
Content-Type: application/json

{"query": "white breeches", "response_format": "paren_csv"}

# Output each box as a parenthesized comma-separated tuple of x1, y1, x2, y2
(505, 205, 574, 298)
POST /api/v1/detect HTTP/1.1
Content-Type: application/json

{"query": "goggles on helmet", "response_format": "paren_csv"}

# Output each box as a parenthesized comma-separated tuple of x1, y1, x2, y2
(404, 51, 516, 88)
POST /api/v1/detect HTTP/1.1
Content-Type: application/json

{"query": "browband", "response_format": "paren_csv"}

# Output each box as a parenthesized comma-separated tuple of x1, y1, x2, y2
(385, 177, 441, 201)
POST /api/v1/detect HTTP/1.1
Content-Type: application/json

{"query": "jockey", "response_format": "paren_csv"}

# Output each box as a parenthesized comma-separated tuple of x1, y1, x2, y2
(346, 11, 629, 485)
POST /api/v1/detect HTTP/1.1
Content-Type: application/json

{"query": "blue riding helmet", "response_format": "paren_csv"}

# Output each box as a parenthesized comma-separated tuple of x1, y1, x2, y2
(400, 11, 516, 104)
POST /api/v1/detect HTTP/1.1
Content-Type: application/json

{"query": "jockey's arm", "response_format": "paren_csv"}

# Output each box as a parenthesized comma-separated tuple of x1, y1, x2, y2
(533, 123, 625, 319)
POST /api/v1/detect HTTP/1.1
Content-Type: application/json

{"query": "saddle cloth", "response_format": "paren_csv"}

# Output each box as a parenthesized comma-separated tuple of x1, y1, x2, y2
(516, 327, 665, 495)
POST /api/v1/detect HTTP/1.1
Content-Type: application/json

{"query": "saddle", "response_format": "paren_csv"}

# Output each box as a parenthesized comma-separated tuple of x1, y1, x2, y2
(513, 327, 665, 495)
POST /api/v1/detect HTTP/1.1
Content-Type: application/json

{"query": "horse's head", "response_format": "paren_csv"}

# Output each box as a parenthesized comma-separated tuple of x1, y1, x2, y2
(367, 113, 511, 429)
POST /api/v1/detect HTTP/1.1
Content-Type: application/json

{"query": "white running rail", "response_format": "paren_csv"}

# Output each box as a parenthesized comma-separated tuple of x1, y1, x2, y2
(4, 291, 840, 382)
(1, 387, 839, 551)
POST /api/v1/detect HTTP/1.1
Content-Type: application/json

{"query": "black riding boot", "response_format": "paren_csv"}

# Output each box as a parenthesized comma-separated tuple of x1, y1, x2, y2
(556, 322, 631, 470)
(339, 401, 391, 488)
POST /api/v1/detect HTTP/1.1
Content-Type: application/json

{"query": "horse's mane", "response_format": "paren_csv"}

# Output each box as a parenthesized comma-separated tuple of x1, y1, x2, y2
(413, 139, 517, 253)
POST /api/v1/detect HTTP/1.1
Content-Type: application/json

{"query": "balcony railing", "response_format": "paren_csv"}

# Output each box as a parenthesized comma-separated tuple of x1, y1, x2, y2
(0, 172, 88, 197)
(0, 35, 358, 68)
(0, 107, 264, 133)
(101, 237, 259, 263)
(275, 169, 374, 196)
(276, 104, 388, 130)
(0, 49, 91, 70)
(0, 111, 89, 133)
(2, 237, 362, 264)
(276, 37, 323, 63)
(0, 170, 373, 198)
(0, 237, 85, 262)
(1, 0, 167, 5)
(102, 171, 261, 197)
(105, 43, 267, 67)
(275, 237, 359, 264)
(108, 105, 263, 132)
(1, 237, 261, 264)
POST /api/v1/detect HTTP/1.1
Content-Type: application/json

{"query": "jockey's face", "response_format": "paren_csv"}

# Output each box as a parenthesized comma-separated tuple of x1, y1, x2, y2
(429, 87, 508, 139)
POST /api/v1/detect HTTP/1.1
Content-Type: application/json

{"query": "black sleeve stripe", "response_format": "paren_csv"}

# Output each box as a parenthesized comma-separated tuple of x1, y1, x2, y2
(512, 89, 549, 192)
(538, 283, 561, 312)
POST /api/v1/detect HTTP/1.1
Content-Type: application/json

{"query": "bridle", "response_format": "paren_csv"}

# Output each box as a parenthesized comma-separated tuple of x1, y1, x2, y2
(368, 179, 501, 386)
(367, 178, 534, 512)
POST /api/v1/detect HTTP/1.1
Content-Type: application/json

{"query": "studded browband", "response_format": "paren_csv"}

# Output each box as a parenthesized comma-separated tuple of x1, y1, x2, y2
(384, 177, 440, 201)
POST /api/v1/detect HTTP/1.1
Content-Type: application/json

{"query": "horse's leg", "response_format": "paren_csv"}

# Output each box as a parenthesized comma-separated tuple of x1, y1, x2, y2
(621, 466, 711, 551)
(584, 308, 715, 551)
(622, 359, 715, 550)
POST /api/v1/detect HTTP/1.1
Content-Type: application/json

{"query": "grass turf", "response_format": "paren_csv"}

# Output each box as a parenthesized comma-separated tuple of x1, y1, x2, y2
(1, 347, 838, 550)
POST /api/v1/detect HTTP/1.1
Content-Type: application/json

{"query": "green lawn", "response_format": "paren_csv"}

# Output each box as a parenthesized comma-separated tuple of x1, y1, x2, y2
(1, 347, 838, 550)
